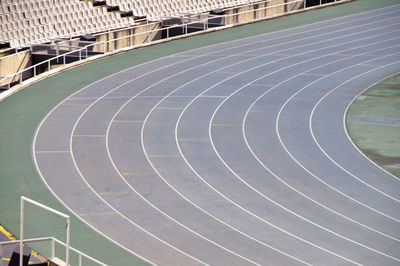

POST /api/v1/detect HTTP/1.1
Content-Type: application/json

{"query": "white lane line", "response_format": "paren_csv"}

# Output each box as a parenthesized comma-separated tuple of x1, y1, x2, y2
(309, 70, 400, 199)
(170, 4, 400, 59)
(34, 18, 254, 265)
(61, 29, 271, 266)
(69, 95, 209, 265)
(236, 55, 400, 260)
(32, 8, 400, 264)
(68, 12, 341, 262)
(238, 45, 400, 242)
(102, 12, 400, 266)
(99, 30, 328, 266)
(106, 101, 262, 265)
(275, 56, 400, 222)
(54, 26, 400, 264)
(146, 27, 400, 264)
(137, 61, 312, 265)
(207, 44, 400, 256)
(343, 74, 400, 182)
(173, 76, 359, 263)
(360, 63, 388, 67)
(166, 23, 400, 266)
(189, 42, 400, 262)
(235, 45, 400, 246)
(32, 90, 158, 266)
(102, 19, 368, 265)
(31, 8, 361, 262)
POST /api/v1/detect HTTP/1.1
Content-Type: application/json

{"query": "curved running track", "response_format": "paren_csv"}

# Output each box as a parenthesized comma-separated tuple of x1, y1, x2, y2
(33, 6, 400, 265)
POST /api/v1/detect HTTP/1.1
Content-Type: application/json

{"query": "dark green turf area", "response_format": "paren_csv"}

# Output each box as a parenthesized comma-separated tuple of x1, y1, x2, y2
(347, 74, 400, 178)
(1, 0, 400, 264)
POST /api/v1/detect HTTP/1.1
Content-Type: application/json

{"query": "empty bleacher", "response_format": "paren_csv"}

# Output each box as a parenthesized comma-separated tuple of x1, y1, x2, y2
(0, 0, 136, 49)
(0, 0, 255, 49)
(105, 0, 251, 21)
(0, 0, 312, 91)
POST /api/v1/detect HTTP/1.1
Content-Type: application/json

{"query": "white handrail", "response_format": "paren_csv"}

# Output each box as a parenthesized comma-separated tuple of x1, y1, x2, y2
(0, 236, 107, 266)
(20, 196, 70, 266)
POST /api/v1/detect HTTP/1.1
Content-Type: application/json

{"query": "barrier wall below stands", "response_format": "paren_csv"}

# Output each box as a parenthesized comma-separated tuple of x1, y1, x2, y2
(0, 51, 31, 87)
(93, 22, 162, 53)
(224, 0, 302, 24)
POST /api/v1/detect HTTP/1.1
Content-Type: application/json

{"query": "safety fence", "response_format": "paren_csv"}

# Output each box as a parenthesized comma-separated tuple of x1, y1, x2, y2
(0, 196, 106, 266)
(0, 237, 106, 266)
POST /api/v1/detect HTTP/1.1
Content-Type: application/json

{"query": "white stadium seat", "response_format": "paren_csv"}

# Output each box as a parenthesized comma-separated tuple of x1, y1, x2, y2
(0, 0, 254, 48)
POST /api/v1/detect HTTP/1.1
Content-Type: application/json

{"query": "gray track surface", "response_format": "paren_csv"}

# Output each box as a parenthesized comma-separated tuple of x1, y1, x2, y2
(33, 6, 400, 265)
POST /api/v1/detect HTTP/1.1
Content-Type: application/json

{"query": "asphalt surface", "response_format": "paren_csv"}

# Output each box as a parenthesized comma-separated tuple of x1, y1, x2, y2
(32, 5, 400, 265)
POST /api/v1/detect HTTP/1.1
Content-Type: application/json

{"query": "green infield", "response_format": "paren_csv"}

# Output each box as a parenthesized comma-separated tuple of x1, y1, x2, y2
(347, 73, 400, 178)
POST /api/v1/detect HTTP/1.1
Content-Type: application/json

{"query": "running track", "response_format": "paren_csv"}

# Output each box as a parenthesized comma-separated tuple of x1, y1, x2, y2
(33, 5, 400, 265)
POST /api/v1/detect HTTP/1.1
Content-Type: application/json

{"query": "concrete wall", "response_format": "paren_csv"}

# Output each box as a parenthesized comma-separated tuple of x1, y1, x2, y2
(0, 50, 31, 86)
(224, 0, 303, 24)
(92, 22, 162, 53)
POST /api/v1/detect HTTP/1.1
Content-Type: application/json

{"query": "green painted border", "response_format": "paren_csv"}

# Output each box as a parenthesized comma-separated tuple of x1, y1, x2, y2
(1, 0, 399, 264)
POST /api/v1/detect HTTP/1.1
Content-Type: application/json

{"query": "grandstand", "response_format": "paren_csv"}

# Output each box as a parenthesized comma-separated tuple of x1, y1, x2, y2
(0, 0, 320, 93)
(0, 0, 283, 49)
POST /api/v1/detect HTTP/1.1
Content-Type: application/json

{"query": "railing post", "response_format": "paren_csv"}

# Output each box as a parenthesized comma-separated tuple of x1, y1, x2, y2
(48, 60, 50, 71)
(20, 70, 23, 84)
(79, 50, 81, 61)
(79, 254, 82, 266)
(34, 66, 36, 77)
(51, 237, 55, 259)
(20, 197, 24, 266)
(63, 55, 66, 65)
(66, 217, 70, 266)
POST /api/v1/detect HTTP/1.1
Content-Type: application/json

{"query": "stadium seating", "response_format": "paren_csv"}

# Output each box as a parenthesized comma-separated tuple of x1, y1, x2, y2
(0, 0, 252, 49)
(0, 0, 135, 48)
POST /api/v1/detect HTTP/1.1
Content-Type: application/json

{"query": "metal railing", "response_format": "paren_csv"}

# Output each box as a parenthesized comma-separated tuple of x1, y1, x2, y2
(0, 237, 107, 266)
(20, 196, 71, 266)
(0, 196, 107, 265)
(0, 0, 344, 91)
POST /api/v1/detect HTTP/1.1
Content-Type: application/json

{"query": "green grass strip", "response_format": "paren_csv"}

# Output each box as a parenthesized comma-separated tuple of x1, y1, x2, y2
(347, 73, 400, 178)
